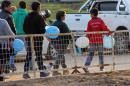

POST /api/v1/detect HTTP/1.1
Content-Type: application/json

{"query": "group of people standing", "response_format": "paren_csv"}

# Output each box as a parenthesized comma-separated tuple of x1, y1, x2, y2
(0, 0, 112, 82)
(0, 0, 71, 81)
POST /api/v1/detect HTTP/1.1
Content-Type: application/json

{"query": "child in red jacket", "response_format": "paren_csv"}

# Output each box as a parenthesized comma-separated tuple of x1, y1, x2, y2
(83, 8, 110, 73)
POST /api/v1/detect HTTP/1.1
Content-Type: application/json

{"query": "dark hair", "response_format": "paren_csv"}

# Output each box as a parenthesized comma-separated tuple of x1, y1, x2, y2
(1, 0, 11, 9)
(19, 1, 26, 9)
(56, 11, 65, 20)
(31, 2, 40, 11)
(90, 8, 98, 16)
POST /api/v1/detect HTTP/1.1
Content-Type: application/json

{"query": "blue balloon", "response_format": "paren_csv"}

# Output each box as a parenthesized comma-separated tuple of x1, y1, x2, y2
(13, 39, 24, 52)
(45, 26, 60, 39)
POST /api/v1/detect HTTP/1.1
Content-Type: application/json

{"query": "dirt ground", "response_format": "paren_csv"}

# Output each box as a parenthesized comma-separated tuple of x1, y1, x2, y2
(1, 70, 130, 86)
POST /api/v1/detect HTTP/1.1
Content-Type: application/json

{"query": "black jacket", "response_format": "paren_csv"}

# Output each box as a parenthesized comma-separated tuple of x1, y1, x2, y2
(51, 20, 72, 44)
(23, 12, 46, 34)
(0, 10, 16, 34)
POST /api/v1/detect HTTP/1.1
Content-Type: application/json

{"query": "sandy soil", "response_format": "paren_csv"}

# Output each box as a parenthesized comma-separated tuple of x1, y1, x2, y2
(1, 70, 130, 86)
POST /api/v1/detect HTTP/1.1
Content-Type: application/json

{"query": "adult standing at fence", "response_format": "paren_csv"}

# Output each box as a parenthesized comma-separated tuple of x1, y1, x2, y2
(51, 11, 72, 76)
(7, 1, 28, 72)
(0, 18, 14, 81)
(13, 1, 28, 35)
(83, 8, 111, 72)
(0, 0, 16, 34)
(23, 1, 48, 79)
(0, 0, 17, 73)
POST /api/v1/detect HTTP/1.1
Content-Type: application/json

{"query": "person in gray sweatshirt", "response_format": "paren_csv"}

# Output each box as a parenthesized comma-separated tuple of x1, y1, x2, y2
(0, 18, 14, 36)
(0, 18, 14, 81)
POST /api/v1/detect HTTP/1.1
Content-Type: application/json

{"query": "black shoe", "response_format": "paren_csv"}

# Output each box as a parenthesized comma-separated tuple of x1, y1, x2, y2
(0, 76, 4, 81)
(100, 65, 104, 71)
(4, 65, 10, 74)
(23, 73, 31, 79)
(40, 72, 49, 77)
(83, 66, 89, 73)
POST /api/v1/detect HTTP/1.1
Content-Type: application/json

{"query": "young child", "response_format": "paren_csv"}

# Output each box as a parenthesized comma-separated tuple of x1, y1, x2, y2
(9, 6, 17, 13)
(83, 8, 111, 73)
(51, 11, 72, 76)
(8, 5, 17, 71)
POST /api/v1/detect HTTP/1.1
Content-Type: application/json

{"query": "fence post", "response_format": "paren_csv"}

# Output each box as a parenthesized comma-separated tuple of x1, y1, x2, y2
(71, 32, 81, 74)
(30, 35, 37, 78)
(112, 33, 115, 71)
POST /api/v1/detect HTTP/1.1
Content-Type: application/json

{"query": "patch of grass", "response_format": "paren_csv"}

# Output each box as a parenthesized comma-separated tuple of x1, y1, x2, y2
(41, 3, 83, 20)
(11, 0, 85, 20)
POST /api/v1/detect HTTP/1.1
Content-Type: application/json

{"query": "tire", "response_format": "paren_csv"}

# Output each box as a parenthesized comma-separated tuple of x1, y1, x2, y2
(114, 26, 129, 55)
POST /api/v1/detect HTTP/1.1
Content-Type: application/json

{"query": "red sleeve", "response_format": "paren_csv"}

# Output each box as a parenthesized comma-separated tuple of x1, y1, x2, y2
(100, 19, 110, 31)
(86, 21, 91, 32)
(86, 21, 92, 38)
(100, 19, 112, 35)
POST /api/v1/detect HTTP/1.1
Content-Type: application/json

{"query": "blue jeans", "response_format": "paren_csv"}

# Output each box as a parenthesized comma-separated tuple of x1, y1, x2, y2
(9, 50, 17, 66)
(85, 44, 104, 66)
(52, 43, 68, 69)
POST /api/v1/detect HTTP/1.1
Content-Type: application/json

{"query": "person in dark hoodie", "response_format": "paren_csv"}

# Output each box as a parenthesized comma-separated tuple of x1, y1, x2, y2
(23, 1, 48, 79)
(51, 11, 72, 76)
(0, 0, 16, 34)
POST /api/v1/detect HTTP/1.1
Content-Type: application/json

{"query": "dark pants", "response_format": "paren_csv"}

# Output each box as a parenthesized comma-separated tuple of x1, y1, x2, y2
(0, 76, 3, 81)
(24, 37, 44, 72)
(52, 43, 68, 69)
(0, 44, 10, 74)
(85, 43, 104, 66)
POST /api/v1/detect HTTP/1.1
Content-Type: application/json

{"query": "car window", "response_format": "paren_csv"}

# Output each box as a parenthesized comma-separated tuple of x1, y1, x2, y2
(93, 1, 118, 11)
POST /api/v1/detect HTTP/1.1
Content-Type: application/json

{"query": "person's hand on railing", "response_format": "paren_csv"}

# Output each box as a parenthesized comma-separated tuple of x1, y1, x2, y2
(108, 31, 114, 35)
(46, 37, 51, 42)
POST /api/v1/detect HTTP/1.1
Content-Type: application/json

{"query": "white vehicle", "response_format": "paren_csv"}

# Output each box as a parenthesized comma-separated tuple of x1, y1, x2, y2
(60, 0, 82, 2)
(65, 0, 130, 54)
(65, 0, 130, 32)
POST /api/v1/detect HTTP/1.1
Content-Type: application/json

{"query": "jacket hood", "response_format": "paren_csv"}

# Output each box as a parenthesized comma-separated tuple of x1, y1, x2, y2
(15, 8, 28, 15)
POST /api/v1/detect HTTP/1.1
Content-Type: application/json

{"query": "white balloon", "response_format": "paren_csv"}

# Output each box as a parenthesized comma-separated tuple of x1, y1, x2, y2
(76, 37, 89, 48)
(103, 35, 115, 49)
